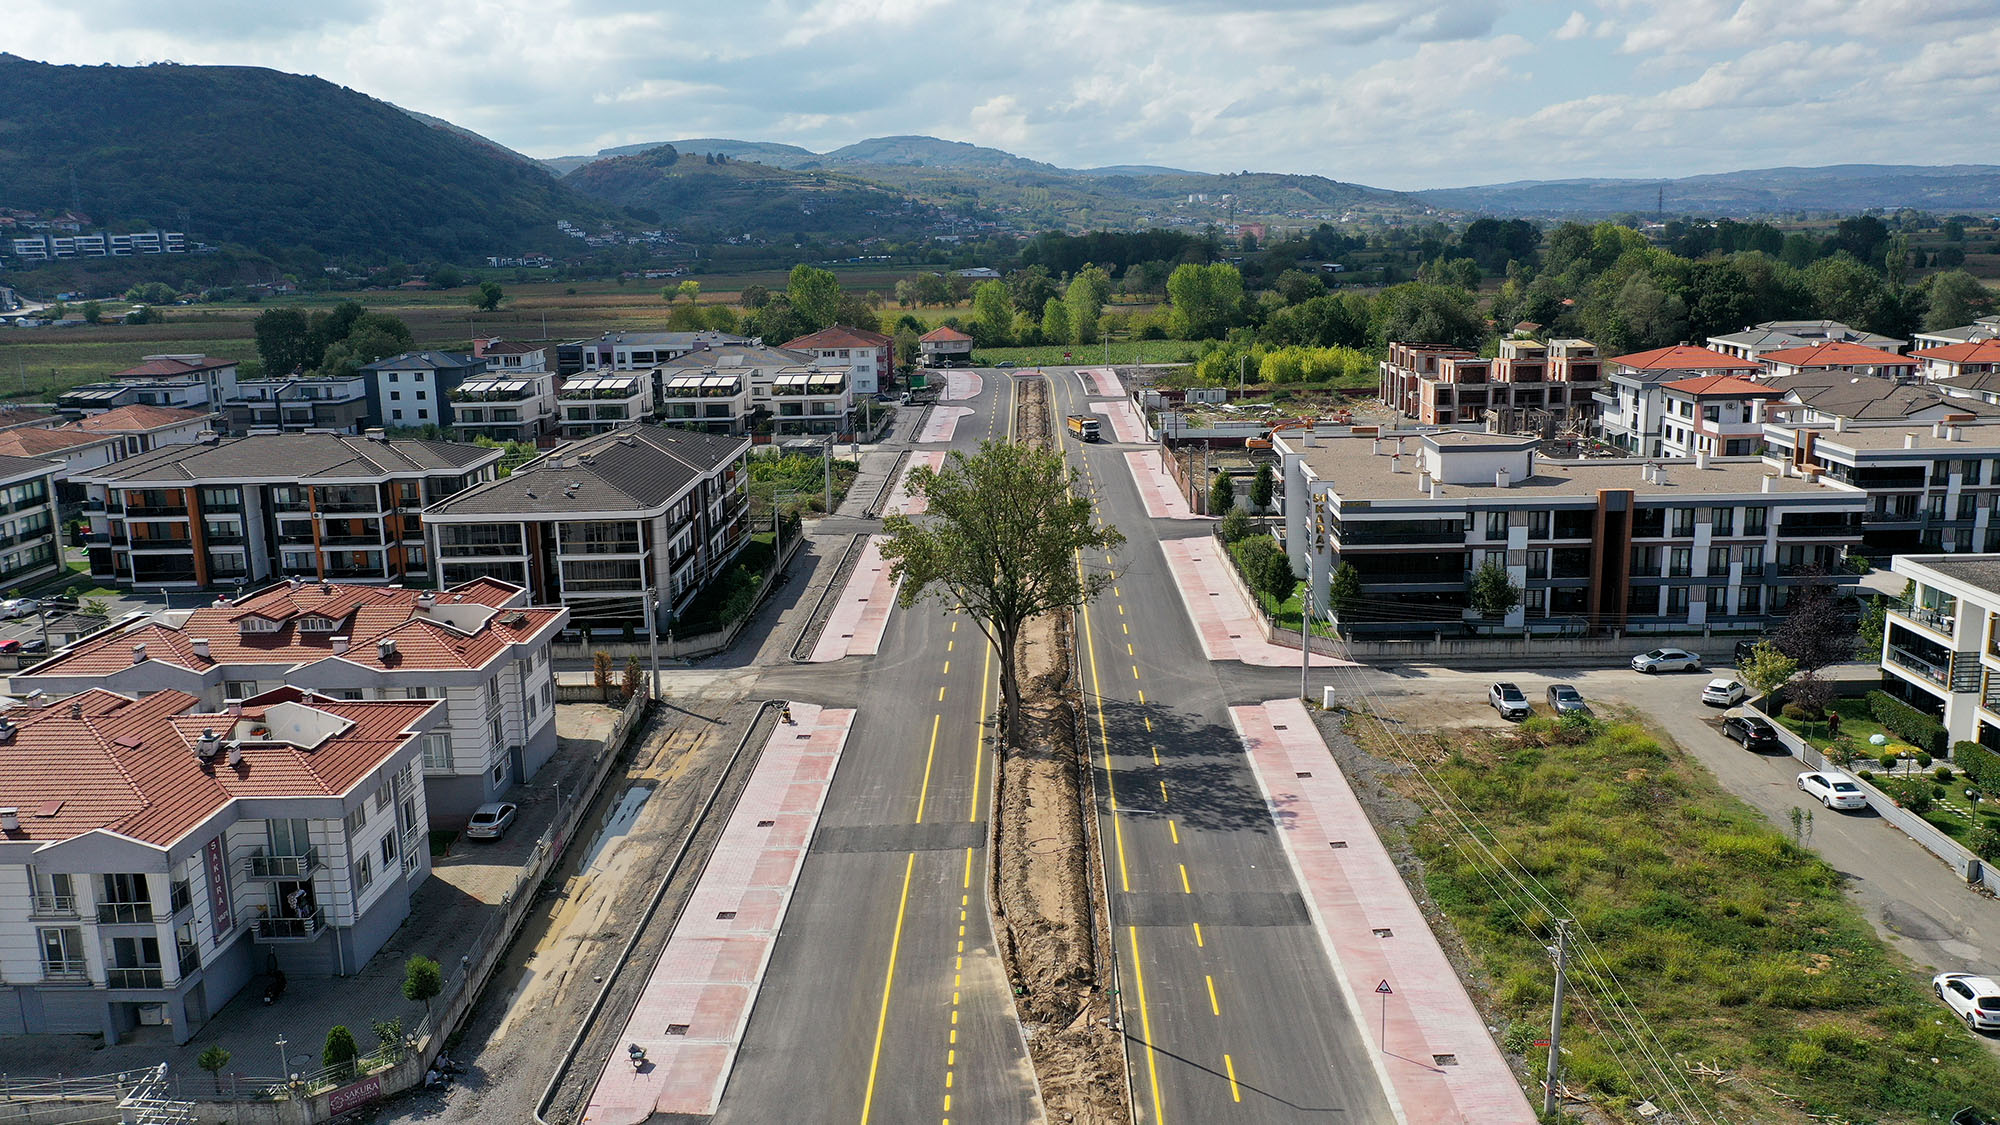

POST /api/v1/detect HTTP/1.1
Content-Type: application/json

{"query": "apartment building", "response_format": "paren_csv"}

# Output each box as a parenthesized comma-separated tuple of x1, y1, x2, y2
(1277, 429, 1864, 636)
(8, 229, 184, 260)
(109, 355, 241, 407)
(1707, 320, 1905, 362)
(656, 341, 826, 413)
(75, 433, 502, 589)
(57, 378, 212, 415)
(557, 372, 652, 439)
(657, 371, 751, 434)
(12, 577, 565, 820)
(358, 352, 488, 431)
(577, 330, 747, 372)
(471, 338, 550, 373)
(0, 688, 438, 1043)
(1762, 419, 2000, 557)
(1594, 346, 1763, 456)
(1764, 371, 1996, 427)
(1878, 554, 2000, 747)
(0, 456, 63, 591)
(1914, 316, 2000, 350)
(1758, 341, 1919, 382)
(919, 326, 974, 367)
(1378, 339, 1601, 429)
(770, 368, 853, 435)
(783, 326, 894, 395)
(1655, 376, 1786, 457)
(426, 425, 751, 630)
(1914, 339, 2000, 399)
(450, 372, 556, 442)
(223, 375, 371, 434)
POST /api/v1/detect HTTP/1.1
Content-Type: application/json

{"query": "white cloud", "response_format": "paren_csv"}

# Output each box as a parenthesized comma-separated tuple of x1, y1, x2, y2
(1553, 10, 1591, 39)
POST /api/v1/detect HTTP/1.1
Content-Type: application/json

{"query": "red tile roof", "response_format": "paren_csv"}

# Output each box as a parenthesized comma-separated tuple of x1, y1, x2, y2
(783, 326, 893, 351)
(0, 427, 105, 457)
(1760, 341, 1916, 367)
(0, 689, 436, 847)
(920, 326, 973, 343)
(20, 578, 562, 680)
(479, 340, 543, 356)
(65, 405, 210, 432)
(112, 356, 237, 379)
(1608, 346, 1761, 371)
(1660, 375, 1780, 396)
(1911, 340, 2000, 365)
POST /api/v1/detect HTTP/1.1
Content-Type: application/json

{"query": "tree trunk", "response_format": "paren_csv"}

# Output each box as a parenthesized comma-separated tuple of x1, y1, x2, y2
(998, 628, 1021, 749)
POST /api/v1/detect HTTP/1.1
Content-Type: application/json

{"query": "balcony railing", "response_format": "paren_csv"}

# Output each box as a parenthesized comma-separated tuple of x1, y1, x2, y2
(31, 893, 77, 917)
(178, 941, 200, 976)
(1891, 602, 1956, 636)
(105, 967, 165, 990)
(1886, 644, 1948, 685)
(96, 901, 155, 925)
(123, 504, 187, 518)
(41, 962, 90, 984)
(170, 879, 192, 914)
(245, 847, 320, 880)
(251, 907, 325, 941)
(319, 534, 383, 547)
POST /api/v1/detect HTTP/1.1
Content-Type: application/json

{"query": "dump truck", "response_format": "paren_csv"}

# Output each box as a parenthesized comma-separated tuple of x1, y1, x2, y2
(1066, 414, 1101, 441)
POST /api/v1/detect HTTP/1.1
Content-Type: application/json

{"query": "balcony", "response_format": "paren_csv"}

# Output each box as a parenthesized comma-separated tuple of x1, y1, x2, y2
(30, 893, 78, 918)
(252, 907, 326, 941)
(178, 941, 200, 977)
(1886, 644, 1948, 686)
(319, 534, 383, 548)
(105, 967, 165, 990)
(122, 503, 186, 518)
(245, 847, 320, 880)
(41, 962, 90, 984)
(96, 901, 155, 925)
(1891, 602, 1955, 637)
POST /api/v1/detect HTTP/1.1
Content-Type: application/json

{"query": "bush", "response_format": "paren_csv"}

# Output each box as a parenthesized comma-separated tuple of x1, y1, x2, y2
(1916, 751, 1934, 768)
(1936, 765, 1957, 782)
(1857, 769, 1874, 780)
(1780, 702, 1816, 721)
(1954, 739, 2000, 793)
(322, 1025, 359, 1075)
(1972, 821, 2000, 863)
(1879, 751, 1899, 770)
(1868, 691, 1947, 755)
(1906, 789, 1933, 814)
(1218, 507, 1253, 544)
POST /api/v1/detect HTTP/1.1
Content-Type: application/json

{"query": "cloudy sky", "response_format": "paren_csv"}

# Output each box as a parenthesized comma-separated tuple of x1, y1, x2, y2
(9, 0, 1996, 189)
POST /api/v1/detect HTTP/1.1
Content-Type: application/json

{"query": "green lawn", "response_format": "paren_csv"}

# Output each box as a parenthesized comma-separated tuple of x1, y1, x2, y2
(973, 339, 1200, 367)
(1366, 713, 2000, 1123)
(1773, 696, 1894, 753)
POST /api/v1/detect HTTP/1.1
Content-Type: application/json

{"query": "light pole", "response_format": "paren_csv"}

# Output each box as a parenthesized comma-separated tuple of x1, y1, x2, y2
(274, 1033, 288, 1087)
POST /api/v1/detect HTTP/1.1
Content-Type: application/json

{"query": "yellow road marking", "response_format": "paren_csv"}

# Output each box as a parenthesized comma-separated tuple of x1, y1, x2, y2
(963, 846, 973, 889)
(858, 853, 917, 1125)
(1206, 974, 1221, 1015)
(1179, 863, 1191, 893)
(1194, 922, 1204, 947)
(1224, 1054, 1241, 1102)
(1151, 745, 1160, 765)
(938, 685, 946, 701)
(942, 660, 950, 674)
(971, 639, 992, 823)
(1132, 665, 1140, 680)
(1128, 926, 1167, 1124)
(1127, 643, 1134, 655)
(915, 713, 942, 823)
(1077, 556, 1130, 893)
(1168, 819, 1179, 844)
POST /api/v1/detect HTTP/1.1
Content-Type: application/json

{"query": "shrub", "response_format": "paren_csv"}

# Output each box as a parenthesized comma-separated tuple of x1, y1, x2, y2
(1954, 740, 2000, 793)
(1878, 751, 1899, 770)
(322, 1025, 359, 1076)
(1972, 821, 2000, 863)
(1917, 751, 1934, 768)
(1868, 691, 1947, 755)
(1857, 769, 1874, 780)
(1906, 789, 1933, 814)
(1936, 765, 1957, 782)
(1780, 702, 1815, 721)
(1218, 507, 1253, 544)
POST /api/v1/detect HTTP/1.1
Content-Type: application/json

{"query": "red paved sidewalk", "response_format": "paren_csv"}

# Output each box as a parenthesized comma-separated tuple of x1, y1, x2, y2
(945, 370, 983, 400)
(1080, 367, 1123, 397)
(881, 450, 946, 517)
(917, 405, 973, 443)
(1088, 398, 1147, 443)
(1232, 698, 1536, 1125)
(1122, 450, 1206, 520)
(1159, 538, 1351, 667)
(808, 536, 897, 662)
(583, 705, 856, 1125)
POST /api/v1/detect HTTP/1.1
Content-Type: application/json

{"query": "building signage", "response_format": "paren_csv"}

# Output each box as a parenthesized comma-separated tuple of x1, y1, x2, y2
(329, 1076, 382, 1113)
(204, 835, 233, 938)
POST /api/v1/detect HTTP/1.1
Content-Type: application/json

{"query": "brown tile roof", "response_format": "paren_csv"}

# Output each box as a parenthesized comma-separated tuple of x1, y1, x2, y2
(66, 405, 210, 432)
(0, 689, 435, 847)
(479, 340, 543, 356)
(783, 326, 893, 350)
(1912, 340, 2000, 365)
(20, 578, 561, 679)
(920, 326, 972, 343)
(1761, 341, 1917, 367)
(0, 427, 106, 457)
(112, 356, 236, 379)
(1660, 375, 1780, 396)
(1608, 345, 1761, 371)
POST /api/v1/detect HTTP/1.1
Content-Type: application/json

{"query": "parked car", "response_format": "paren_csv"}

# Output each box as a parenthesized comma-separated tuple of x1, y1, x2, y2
(994, 360, 1016, 368)
(464, 802, 518, 840)
(0, 639, 19, 654)
(1700, 678, 1747, 706)
(1631, 648, 1702, 673)
(1546, 684, 1590, 715)
(1722, 714, 1782, 752)
(1933, 973, 2000, 1032)
(19, 638, 44, 653)
(0, 598, 37, 619)
(1488, 681, 1531, 720)
(1798, 770, 1868, 810)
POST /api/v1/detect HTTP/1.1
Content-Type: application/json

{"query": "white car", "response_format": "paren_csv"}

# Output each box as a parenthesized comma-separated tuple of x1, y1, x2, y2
(1798, 771, 1868, 811)
(1932, 972, 2000, 1031)
(464, 802, 518, 840)
(1487, 681, 1531, 720)
(0, 598, 37, 619)
(1700, 678, 1747, 707)
(1631, 648, 1702, 673)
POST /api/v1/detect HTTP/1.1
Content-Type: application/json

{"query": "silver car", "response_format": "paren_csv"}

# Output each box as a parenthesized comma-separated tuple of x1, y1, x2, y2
(1632, 648, 1702, 673)
(1546, 684, 1590, 715)
(464, 802, 518, 840)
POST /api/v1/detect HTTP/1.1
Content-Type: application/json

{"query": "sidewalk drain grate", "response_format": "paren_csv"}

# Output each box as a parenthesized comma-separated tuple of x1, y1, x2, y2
(716, 911, 737, 920)
(1373, 927, 1394, 938)
(1329, 841, 1348, 849)
(1273, 724, 1287, 730)
(1433, 1054, 1458, 1067)
(667, 1024, 690, 1036)
(1295, 771, 1312, 778)
(757, 820, 775, 827)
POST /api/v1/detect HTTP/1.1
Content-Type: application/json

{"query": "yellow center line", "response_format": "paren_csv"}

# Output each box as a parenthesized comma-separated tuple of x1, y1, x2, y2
(938, 685, 946, 701)
(1159, 779, 1170, 804)
(1179, 863, 1192, 894)
(1077, 554, 1129, 893)
(1168, 819, 1178, 844)
(1128, 926, 1167, 1123)
(1193, 922, 1204, 947)
(1224, 1054, 1241, 1102)
(914, 713, 942, 824)
(858, 853, 917, 1125)
(942, 660, 950, 674)
(1206, 974, 1221, 1016)
(963, 846, 973, 889)
(970, 638, 992, 823)
(1132, 665, 1140, 680)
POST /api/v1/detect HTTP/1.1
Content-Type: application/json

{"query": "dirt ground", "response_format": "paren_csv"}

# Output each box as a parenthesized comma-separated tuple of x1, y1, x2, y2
(991, 375, 1129, 1124)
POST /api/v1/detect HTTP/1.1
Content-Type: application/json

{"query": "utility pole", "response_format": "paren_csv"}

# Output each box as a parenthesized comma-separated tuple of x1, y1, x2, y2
(1300, 549, 1313, 703)
(1544, 919, 1571, 1117)
(1238, 353, 1247, 399)
(823, 434, 834, 513)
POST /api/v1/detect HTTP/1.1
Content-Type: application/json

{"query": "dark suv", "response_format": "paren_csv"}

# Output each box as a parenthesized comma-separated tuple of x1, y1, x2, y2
(1722, 713, 1782, 752)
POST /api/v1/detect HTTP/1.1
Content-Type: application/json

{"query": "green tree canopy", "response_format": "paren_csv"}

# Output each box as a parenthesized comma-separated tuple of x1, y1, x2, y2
(1737, 641, 1797, 700)
(1924, 270, 1995, 331)
(788, 264, 843, 334)
(401, 955, 444, 1018)
(322, 1025, 359, 1073)
(1467, 560, 1520, 619)
(880, 439, 1124, 744)
(972, 280, 1014, 345)
(470, 281, 504, 311)
(1166, 262, 1244, 339)
(1372, 283, 1481, 349)
(1040, 296, 1071, 346)
(253, 307, 313, 374)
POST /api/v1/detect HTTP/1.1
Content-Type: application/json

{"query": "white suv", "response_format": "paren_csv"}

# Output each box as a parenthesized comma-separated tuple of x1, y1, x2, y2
(1488, 682, 1531, 720)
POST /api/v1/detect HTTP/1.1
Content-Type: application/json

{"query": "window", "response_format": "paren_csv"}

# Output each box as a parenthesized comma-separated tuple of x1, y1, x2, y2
(1526, 550, 1549, 579)
(1711, 507, 1734, 536)
(1929, 494, 1947, 520)
(422, 733, 452, 771)
(1707, 586, 1727, 611)
(1529, 510, 1550, 539)
(1670, 508, 1696, 537)
(354, 852, 374, 893)
(1961, 494, 1979, 520)
(392, 409, 404, 421)
(1739, 585, 1762, 613)
(1707, 547, 1730, 575)
(30, 868, 75, 914)
(492, 760, 507, 785)
(39, 927, 86, 980)
(1744, 506, 1767, 535)
(389, 373, 399, 382)
(1669, 547, 1691, 577)
(1485, 511, 1506, 540)
(373, 785, 390, 812)
(345, 804, 367, 836)
(1523, 588, 1546, 612)
(399, 686, 441, 699)
(418, 410, 429, 420)
(417, 390, 427, 400)
(389, 390, 401, 401)
(1667, 586, 1690, 614)
(541, 681, 553, 708)
(380, 832, 397, 866)
(1742, 545, 1764, 571)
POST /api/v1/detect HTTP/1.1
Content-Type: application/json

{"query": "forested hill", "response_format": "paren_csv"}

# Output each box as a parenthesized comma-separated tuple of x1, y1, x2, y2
(0, 55, 609, 261)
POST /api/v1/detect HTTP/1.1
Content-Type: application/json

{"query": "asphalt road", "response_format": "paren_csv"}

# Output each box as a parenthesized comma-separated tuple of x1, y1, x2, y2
(1351, 662, 2000, 997)
(715, 372, 1041, 1124)
(1047, 371, 1399, 1124)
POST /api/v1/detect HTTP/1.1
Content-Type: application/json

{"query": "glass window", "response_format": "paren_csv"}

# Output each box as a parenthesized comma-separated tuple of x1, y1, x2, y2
(1669, 547, 1691, 577)
(1707, 586, 1727, 610)
(354, 852, 373, 893)
(1743, 507, 1767, 535)
(345, 804, 367, 836)
(1711, 507, 1734, 536)
(1666, 586, 1690, 613)
(379, 833, 397, 866)
(1707, 546, 1730, 575)
(1529, 510, 1550, 539)
(39, 926, 86, 978)
(422, 733, 452, 771)
(1670, 508, 1696, 537)
(1485, 511, 1506, 539)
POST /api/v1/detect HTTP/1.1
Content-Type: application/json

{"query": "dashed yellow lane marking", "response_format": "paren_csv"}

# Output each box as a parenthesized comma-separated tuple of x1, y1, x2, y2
(1179, 864, 1192, 894)
(915, 713, 942, 823)
(1207, 974, 1221, 1015)
(1194, 922, 1204, 947)
(1168, 820, 1179, 844)
(858, 853, 917, 1125)
(938, 685, 946, 701)
(1128, 926, 1167, 1124)
(1224, 1054, 1241, 1102)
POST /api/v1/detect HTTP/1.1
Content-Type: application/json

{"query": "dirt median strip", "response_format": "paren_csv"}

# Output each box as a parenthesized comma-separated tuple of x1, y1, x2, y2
(991, 375, 1130, 1124)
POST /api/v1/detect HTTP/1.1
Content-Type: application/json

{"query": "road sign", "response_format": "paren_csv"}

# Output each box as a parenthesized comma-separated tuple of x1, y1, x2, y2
(1375, 980, 1393, 994)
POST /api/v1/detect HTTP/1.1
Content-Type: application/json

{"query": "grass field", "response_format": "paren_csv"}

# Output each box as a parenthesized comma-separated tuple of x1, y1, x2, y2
(1359, 711, 2000, 1123)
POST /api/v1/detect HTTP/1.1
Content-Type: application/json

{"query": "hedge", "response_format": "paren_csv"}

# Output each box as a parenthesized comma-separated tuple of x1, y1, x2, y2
(1954, 739, 2000, 792)
(1866, 690, 1947, 755)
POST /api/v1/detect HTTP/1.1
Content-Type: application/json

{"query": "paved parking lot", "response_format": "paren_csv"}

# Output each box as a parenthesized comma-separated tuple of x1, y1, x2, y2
(1344, 659, 2000, 994)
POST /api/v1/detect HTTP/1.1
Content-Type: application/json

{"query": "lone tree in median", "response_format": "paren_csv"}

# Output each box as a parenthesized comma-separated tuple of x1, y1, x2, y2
(881, 440, 1124, 746)
(401, 955, 444, 1021)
